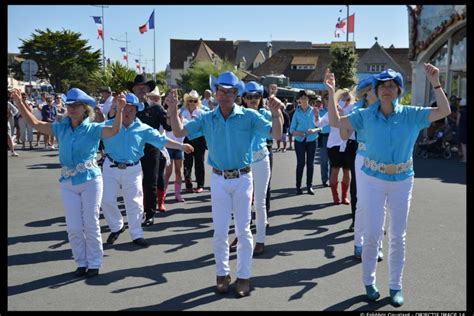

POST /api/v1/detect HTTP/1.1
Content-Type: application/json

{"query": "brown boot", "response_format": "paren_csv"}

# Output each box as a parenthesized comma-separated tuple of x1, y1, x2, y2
(229, 237, 238, 252)
(235, 278, 251, 297)
(330, 182, 340, 205)
(253, 243, 265, 256)
(216, 275, 231, 294)
(341, 182, 350, 205)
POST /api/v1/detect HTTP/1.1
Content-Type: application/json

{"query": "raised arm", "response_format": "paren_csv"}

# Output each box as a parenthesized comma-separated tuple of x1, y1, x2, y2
(102, 94, 125, 139)
(267, 96, 284, 140)
(11, 89, 53, 136)
(166, 89, 189, 138)
(324, 69, 353, 130)
(425, 63, 451, 122)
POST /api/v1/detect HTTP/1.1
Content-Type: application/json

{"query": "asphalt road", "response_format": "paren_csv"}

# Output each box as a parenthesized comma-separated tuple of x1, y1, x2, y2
(7, 145, 467, 311)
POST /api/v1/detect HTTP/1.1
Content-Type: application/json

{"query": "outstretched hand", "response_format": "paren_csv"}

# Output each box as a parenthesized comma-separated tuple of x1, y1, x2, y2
(324, 69, 336, 93)
(116, 93, 126, 111)
(165, 89, 179, 111)
(267, 95, 283, 115)
(424, 63, 440, 85)
(11, 89, 22, 104)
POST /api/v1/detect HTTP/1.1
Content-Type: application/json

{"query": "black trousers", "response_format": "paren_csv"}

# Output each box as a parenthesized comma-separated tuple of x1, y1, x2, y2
(266, 144, 273, 215)
(184, 136, 206, 189)
(294, 140, 317, 189)
(346, 140, 358, 222)
(140, 146, 164, 213)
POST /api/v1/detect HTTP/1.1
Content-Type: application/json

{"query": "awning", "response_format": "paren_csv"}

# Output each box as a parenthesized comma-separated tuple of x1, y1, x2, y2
(289, 82, 327, 90)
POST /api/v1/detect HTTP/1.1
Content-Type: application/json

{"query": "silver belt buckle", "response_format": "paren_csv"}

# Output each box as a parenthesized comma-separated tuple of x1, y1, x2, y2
(383, 164, 397, 174)
(223, 170, 239, 179)
(117, 163, 127, 170)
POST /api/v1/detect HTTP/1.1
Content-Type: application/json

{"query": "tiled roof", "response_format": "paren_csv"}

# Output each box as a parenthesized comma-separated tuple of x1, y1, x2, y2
(170, 39, 234, 69)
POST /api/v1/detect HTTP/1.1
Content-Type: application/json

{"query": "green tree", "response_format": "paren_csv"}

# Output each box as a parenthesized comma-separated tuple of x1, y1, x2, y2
(176, 60, 241, 95)
(400, 91, 412, 105)
(328, 44, 359, 90)
(88, 61, 137, 94)
(13, 28, 101, 92)
(155, 70, 169, 95)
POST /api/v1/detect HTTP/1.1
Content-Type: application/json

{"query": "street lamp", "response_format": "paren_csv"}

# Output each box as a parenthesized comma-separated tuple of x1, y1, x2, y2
(110, 32, 131, 68)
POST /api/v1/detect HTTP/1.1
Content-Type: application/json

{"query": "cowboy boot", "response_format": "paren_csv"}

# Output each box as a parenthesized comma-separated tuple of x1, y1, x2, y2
(341, 182, 350, 205)
(157, 189, 166, 212)
(330, 181, 340, 205)
(174, 181, 184, 202)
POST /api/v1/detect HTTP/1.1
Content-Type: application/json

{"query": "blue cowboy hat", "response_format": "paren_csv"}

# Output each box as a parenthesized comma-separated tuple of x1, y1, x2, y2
(125, 93, 144, 112)
(64, 88, 96, 108)
(243, 81, 264, 95)
(356, 75, 375, 93)
(372, 69, 404, 94)
(209, 71, 245, 96)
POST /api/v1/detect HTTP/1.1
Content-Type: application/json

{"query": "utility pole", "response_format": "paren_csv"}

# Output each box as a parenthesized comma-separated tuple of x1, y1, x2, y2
(92, 5, 109, 72)
(111, 32, 131, 68)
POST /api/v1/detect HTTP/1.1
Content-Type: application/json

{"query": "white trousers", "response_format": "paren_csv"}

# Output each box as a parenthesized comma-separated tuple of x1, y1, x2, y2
(359, 174, 414, 290)
(210, 172, 253, 279)
(355, 154, 387, 248)
(101, 159, 144, 240)
(251, 155, 271, 243)
(18, 117, 34, 143)
(60, 176, 103, 269)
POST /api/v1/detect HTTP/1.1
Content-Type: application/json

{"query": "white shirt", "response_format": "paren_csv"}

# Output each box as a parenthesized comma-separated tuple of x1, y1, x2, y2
(100, 95, 114, 117)
(316, 103, 356, 151)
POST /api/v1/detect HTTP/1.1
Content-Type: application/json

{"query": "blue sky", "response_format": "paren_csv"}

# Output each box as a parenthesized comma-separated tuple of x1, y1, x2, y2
(8, 5, 409, 73)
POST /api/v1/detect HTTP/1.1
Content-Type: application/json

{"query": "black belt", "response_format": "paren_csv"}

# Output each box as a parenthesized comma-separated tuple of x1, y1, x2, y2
(106, 154, 139, 169)
(212, 166, 251, 179)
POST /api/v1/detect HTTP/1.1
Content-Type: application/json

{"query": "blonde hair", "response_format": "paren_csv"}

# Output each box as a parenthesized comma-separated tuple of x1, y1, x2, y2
(334, 88, 356, 104)
(183, 93, 202, 110)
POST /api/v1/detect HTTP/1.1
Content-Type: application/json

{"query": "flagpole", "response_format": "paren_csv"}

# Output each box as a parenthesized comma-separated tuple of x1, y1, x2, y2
(153, 10, 156, 82)
(102, 6, 106, 71)
(125, 32, 129, 69)
(346, 5, 349, 42)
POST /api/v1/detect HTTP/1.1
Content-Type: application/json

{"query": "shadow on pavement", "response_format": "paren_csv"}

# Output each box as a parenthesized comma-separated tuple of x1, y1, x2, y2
(413, 156, 466, 184)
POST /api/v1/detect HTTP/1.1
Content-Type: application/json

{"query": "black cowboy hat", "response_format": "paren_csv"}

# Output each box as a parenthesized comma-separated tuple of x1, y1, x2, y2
(126, 74, 156, 92)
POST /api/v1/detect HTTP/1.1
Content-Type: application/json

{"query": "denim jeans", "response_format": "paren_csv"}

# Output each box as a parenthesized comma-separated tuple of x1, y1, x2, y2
(294, 140, 317, 189)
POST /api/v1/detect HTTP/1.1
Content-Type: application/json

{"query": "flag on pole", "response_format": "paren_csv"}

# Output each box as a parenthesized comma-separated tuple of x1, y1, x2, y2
(139, 10, 155, 34)
(92, 16, 103, 40)
(120, 47, 128, 61)
(347, 14, 355, 33)
(334, 14, 355, 38)
(135, 59, 141, 73)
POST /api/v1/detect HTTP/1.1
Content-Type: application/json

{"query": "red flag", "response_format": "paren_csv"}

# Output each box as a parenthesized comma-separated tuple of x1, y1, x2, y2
(348, 14, 355, 33)
(139, 23, 148, 34)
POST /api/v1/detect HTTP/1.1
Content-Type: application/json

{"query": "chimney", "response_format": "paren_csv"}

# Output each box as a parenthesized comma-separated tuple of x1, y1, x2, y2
(219, 38, 226, 41)
(267, 42, 273, 58)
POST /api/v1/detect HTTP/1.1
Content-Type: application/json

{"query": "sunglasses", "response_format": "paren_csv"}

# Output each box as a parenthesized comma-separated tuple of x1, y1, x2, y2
(188, 99, 199, 103)
(245, 94, 261, 100)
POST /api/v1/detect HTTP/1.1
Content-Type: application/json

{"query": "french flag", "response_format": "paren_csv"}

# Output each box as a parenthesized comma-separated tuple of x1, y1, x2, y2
(135, 59, 141, 73)
(139, 10, 155, 34)
(120, 47, 128, 61)
(92, 16, 103, 40)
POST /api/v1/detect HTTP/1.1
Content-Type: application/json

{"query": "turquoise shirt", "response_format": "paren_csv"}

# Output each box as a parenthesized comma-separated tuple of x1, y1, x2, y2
(348, 100, 432, 181)
(318, 108, 331, 134)
(52, 117, 104, 185)
(103, 118, 168, 163)
(289, 105, 319, 142)
(185, 104, 272, 170)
